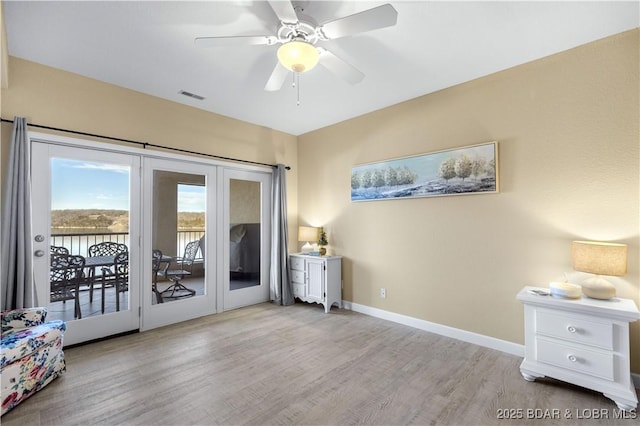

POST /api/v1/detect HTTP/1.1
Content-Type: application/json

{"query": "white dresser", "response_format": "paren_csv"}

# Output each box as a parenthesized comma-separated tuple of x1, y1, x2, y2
(517, 286, 640, 411)
(290, 254, 342, 313)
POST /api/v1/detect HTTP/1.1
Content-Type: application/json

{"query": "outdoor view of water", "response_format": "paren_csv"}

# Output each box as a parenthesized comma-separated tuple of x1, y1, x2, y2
(50, 228, 204, 258)
(50, 228, 129, 258)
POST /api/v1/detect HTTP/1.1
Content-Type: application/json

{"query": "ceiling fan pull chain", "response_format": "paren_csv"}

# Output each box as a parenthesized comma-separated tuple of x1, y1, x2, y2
(296, 73, 301, 106)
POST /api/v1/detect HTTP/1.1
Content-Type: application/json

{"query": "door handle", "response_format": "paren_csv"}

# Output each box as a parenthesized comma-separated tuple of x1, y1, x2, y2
(34, 234, 45, 242)
(34, 250, 45, 257)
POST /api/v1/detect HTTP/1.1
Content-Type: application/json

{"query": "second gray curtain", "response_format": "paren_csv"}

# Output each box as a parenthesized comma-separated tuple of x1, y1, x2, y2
(1, 117, 36, 310)
(269, 164, 294, 305)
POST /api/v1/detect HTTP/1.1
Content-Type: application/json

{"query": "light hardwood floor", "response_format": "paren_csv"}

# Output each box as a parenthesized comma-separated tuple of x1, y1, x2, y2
(3, 303, 638, 425)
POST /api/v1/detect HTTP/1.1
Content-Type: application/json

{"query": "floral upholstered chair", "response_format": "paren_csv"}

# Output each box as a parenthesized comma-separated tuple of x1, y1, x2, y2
(1, 307, 66, 415)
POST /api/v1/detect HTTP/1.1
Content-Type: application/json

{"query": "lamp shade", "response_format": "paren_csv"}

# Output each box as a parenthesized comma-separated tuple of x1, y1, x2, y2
(571, 241, 627, 276)
(277, 41, 319, 73)
(298, 226, 318, 243)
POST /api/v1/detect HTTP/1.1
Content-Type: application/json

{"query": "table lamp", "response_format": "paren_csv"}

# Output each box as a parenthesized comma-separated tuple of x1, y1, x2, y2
(571, 240, 627, 299)
(298, 226, 318, 253)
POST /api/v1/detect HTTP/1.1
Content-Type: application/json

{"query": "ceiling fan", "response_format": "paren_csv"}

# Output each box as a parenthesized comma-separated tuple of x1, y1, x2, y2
(195, 1, 398, 92)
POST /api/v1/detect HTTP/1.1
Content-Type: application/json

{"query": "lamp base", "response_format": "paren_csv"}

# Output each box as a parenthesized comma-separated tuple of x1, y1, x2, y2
(581, 276, 616, 300)
(301, 242, 313, 253)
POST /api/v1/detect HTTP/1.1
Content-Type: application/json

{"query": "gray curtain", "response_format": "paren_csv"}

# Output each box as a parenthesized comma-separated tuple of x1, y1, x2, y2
(270, 164, 294, 305)
(1, 117, 35, 310)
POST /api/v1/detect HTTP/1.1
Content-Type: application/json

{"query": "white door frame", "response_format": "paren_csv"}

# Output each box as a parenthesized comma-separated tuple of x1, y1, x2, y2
(140, 157, 218, 330)
(221, 168, 272, 311)
(31, 140, 142, 346)
(27, 131, 274, 340)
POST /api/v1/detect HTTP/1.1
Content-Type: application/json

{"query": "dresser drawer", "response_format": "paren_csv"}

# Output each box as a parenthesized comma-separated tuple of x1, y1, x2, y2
(536, 338, 614, 381)
(290, 256, 305, 271)
(536, 309, 613, 350)
(293, 283, 305, 298)
(291, 269, 305, 284)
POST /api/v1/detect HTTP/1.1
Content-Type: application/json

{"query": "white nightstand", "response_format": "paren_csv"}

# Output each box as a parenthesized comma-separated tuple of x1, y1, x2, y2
(290, 254, 342, 313)
(517, 286, 640, 411)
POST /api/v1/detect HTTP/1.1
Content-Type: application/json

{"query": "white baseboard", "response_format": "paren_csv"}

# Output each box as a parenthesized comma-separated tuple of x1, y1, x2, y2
(342, 301, 524, 357)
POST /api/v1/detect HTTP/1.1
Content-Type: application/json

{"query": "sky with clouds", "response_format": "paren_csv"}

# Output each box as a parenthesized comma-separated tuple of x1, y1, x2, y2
(51, 159, 205, 212)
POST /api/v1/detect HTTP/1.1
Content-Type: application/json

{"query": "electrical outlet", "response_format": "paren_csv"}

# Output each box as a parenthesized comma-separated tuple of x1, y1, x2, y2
(380, 288, 386, 298)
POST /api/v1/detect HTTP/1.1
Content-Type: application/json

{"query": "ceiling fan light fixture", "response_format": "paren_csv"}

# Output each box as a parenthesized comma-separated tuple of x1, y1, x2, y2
(277, 40, 319, 73)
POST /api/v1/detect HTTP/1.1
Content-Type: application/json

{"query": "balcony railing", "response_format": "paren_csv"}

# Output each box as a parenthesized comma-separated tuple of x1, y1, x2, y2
(177, 230, 205, 258)
(50, 230, 204, 259)
(50, 232, 129, 258)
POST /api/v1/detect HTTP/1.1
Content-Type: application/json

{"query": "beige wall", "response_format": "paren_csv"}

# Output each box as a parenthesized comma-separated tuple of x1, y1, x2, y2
(0, 1, 7, 91)
(0, 56, 299, 249)
(0, 1, 7, 212)
(298, 30, 640, 372)
(230, 179, 261, 224)
(2, 24, 638, 373)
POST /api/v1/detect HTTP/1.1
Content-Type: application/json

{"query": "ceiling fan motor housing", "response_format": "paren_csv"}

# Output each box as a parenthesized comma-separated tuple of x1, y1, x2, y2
(277, 18, 318, 45)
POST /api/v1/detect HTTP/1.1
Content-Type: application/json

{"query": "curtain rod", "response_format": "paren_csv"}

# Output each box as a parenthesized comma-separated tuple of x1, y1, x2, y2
(0, 118, 290, 170)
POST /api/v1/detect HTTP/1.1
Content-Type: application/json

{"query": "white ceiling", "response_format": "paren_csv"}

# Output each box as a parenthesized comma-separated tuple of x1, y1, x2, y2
(4, 1, 639, 136)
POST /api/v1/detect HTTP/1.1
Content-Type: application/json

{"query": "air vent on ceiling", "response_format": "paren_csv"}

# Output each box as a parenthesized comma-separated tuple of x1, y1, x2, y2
(178, 90, 205, 101)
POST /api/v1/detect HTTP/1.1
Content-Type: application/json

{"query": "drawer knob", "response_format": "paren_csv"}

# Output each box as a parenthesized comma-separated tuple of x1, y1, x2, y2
(567, 325, 577, 333)
(567, 354, 577, 363)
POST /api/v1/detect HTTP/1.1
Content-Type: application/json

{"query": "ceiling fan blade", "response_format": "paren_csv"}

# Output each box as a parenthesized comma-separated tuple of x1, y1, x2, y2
(318, 4, 398, 40)
(268, 0, 299, 25)
(195, 35, 277, 47)
(264, 62, 289, 91)
(318, 48, 364, 85)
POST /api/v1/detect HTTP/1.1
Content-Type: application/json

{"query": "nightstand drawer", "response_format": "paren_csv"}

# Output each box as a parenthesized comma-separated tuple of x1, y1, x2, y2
(293, 283, 305, 298)
(536, 309, 613, 350)
(536, 338, 614, 381)
(291, 269, 305, 284)
(290, 256, 305, 271)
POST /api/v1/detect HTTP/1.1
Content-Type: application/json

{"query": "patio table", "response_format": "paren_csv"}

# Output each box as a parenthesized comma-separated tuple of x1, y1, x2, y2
(84, 255, 116, 306)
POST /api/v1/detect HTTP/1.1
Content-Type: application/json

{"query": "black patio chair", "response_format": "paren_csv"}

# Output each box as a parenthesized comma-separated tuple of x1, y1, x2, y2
(87, 242, 128, 302)
(152, 249, 165, 304)
(50, 245, 69, 255)
(100, 251, 129, 313)
(157, 240, 199, 299)
(88, 241, 128, 257)
(50, 254, 85, 319)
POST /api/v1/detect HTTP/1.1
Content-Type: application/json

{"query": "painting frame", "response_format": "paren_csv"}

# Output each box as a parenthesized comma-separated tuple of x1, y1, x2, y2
(351, 141, 499, 202)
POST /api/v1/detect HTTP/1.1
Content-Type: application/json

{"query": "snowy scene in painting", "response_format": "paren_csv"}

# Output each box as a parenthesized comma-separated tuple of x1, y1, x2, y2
(351, 142, 498, 201)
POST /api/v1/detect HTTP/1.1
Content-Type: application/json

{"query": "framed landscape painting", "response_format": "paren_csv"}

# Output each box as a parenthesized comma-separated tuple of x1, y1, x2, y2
(351, 142, 498, 202)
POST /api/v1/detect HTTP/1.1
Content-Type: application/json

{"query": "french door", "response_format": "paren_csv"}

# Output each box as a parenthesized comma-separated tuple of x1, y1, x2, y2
(31, 141, 141, 345)
(141, 157, 217, 330)
(222, 169, 271, 310)
(30, 133, 274, 344)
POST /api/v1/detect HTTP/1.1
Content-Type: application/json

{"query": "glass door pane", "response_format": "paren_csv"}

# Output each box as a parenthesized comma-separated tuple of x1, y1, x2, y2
(229, 179, 261, 291)
(49, 157, 132, 319)
(223, 169, 271, 310)
(152, 171, 205, 304)
(142, 157, 216, 331)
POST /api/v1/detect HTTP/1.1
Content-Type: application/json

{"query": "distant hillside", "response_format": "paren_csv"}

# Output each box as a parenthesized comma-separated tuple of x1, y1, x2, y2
(51, 209, 128, 230)
(177, 212, 205, 229)
(51, 209, 205, 231)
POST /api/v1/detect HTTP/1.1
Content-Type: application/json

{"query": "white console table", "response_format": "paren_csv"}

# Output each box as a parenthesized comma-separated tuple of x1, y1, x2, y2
(517, 286, 639, 411)
(290, 254, 342, 313)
